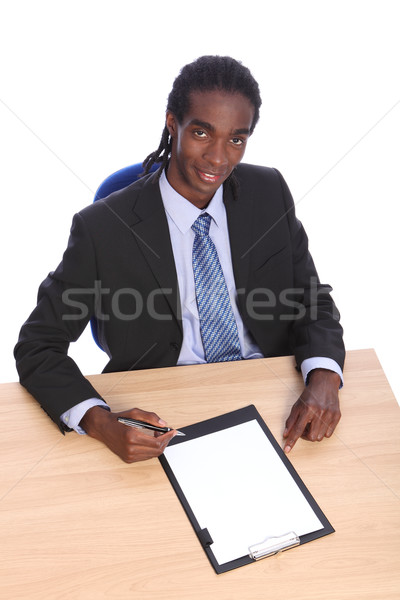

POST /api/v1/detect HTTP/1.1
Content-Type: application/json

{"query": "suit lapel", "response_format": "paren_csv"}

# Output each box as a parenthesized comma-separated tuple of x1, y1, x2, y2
(125, 170, 253, 325)
(224, 178, 253, 302)
(126, 172, 182, 324)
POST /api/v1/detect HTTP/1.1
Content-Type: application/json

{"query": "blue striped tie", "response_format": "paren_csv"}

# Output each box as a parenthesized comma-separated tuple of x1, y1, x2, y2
(192, 213, 242, 363)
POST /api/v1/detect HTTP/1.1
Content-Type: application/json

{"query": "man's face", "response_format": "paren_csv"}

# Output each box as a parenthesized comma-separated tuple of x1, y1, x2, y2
(166, 90, 255, 208)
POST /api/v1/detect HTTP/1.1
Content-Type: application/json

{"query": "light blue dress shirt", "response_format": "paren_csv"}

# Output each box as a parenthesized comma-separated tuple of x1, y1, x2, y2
(61, 170, 343, 433)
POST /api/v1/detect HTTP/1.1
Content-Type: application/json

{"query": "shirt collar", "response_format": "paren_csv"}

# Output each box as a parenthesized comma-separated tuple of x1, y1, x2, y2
(159, 169, 225, 234)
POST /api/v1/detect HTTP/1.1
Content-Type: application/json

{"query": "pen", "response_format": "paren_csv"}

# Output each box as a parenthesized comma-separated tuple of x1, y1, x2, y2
(117, 417, 185, 436)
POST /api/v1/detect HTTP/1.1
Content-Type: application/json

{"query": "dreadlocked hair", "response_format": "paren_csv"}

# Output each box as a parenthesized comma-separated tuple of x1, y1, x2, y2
(141, 124, 171, 177)
(142, 55, 262, 199)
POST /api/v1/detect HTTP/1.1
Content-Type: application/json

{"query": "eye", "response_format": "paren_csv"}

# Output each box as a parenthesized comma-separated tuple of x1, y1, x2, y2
(194, 130, 207, 138)
(231, 137, 245, 146)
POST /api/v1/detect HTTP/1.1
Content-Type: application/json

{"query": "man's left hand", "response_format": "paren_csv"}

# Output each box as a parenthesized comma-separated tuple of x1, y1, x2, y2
(283, 369, 341, 453)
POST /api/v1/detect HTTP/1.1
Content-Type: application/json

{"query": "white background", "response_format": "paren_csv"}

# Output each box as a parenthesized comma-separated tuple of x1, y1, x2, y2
(1, 0, 399, 404)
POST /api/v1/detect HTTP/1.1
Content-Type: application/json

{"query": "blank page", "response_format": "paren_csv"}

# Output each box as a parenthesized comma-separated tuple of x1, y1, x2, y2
(163, 419, 323, 565)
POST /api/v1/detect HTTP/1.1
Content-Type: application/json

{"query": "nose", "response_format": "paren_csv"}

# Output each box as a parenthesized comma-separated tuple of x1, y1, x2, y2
(203, 139, 228, 169)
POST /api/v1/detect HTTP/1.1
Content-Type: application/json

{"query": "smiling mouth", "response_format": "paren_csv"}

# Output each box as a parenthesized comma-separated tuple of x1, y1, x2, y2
(196, 168, 226, 184)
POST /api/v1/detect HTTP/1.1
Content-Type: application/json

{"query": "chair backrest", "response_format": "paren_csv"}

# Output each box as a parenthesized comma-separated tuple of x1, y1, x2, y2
(91, 162, 159, 350)
(93, 162, 159, 201)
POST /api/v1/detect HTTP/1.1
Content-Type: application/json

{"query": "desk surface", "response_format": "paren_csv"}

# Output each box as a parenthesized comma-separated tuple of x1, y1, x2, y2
(1, 349, 399, 600)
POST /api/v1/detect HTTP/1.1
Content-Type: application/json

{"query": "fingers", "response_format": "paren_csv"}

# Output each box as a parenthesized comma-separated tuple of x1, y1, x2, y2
(123, 407, 168, 428)
(119, 426, 176, 463)
(283, 400, 310, 453)
(305, 397, 341, 443)
(323, 408, 341, 438)
(283, 389, 341, 453)
(96, 407, 176, 463)
(305, 416, 328, 443)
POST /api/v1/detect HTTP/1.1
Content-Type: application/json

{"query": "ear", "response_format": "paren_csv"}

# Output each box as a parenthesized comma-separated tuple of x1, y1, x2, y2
(166, 111, 178, 137)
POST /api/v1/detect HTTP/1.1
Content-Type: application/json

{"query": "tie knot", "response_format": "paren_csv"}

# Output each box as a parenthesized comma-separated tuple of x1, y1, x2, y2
(192, 212, 212, 237)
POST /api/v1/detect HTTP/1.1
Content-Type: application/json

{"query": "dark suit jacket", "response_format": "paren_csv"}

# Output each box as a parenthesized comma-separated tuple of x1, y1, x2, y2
(14, 164, 345, 431)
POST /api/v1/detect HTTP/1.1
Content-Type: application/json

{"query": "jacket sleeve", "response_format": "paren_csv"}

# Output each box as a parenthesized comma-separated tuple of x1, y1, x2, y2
(14, 212, 105, 432)
(275, 169, 345, 371)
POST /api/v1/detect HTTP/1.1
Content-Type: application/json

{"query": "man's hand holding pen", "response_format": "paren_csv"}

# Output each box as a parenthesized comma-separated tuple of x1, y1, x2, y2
(80, 406, 177, 463)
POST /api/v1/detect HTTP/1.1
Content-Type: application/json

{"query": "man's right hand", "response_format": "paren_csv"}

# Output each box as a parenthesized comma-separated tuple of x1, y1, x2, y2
(79, 406, 176, 463)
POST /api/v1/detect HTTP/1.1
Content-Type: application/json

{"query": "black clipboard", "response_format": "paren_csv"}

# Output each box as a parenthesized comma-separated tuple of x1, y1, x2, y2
(159, 405, 334, 574)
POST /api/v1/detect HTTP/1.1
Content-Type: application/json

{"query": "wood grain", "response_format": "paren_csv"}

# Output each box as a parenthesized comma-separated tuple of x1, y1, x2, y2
(1, 349, 399, 599)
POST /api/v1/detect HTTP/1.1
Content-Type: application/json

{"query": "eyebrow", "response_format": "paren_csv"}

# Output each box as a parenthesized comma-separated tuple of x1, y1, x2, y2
(189, 119, 250, 136)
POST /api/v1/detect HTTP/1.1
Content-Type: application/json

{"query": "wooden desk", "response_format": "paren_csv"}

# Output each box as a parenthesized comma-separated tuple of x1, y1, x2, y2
(1, 349, 399, 599)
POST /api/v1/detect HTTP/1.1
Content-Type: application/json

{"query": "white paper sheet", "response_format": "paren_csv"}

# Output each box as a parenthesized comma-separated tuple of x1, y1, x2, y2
(164, 419, 323, 565)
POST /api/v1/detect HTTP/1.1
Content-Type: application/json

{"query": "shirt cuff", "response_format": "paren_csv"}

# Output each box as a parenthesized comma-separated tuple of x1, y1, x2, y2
(301, 357, 344, 388)
(60, 398, 110, 435)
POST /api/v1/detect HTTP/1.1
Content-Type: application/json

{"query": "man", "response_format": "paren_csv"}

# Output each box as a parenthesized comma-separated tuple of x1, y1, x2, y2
(15, 56, 345, 463)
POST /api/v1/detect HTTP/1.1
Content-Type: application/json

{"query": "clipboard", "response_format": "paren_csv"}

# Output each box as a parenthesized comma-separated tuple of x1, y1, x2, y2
(159, 405, 334, 574)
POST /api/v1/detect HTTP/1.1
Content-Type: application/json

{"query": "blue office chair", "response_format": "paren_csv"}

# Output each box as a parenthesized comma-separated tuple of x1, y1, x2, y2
(93, 162, 159, 202)
(90, 162, 160, 350)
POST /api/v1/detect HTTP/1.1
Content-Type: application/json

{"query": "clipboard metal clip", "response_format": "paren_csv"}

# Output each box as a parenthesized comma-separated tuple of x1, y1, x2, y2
(249, 531, 300, 560)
